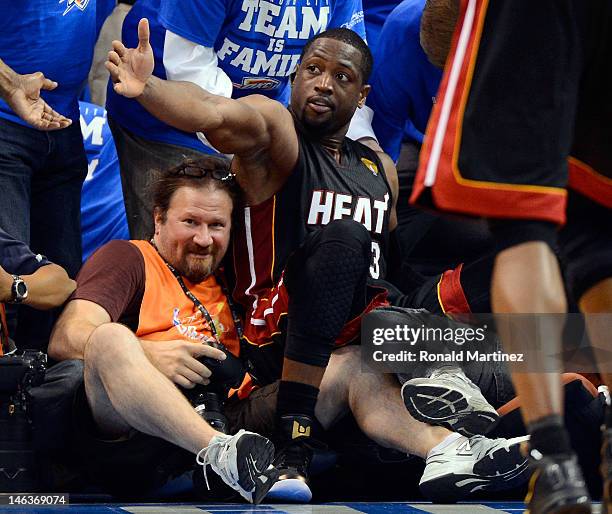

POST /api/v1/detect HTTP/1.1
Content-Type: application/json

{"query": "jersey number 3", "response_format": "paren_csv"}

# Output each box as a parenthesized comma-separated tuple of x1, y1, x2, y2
(370, 241, 381, 279)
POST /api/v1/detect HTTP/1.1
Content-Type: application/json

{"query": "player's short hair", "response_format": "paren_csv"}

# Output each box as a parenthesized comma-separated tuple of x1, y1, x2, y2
(420, 0, 460, 68)
(151, 155, 241, 225)
(300, 28, 373, 83)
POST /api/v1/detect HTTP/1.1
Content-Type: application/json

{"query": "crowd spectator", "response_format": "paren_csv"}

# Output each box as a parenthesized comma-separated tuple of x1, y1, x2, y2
(0, 0, 98, 349)
(0, 228, 75, 354)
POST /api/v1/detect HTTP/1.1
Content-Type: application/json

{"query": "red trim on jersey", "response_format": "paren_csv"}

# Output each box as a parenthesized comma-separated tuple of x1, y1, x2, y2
(438, 264, 471, 314)
(233, 197, 276, 312)
(568, 157, 612, 208)
(243, 272, 291, 347)
(411, 0, 567, 225)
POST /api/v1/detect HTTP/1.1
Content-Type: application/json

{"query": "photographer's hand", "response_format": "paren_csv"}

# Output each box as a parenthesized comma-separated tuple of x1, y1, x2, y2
(140, 339, 226, 389)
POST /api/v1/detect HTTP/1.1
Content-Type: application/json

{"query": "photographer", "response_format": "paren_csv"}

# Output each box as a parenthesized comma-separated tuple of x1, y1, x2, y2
(48, 157, 279, 503)
(0, 227, 75, 354)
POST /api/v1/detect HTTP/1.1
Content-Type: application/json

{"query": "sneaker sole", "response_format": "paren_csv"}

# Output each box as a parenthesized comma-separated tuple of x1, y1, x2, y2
(402, 382, 500, 437)
(420, 439, 529, 502)
(266, 478, 313, 503)
(525, 494, 592, 514)
(235, 434, 279, 504)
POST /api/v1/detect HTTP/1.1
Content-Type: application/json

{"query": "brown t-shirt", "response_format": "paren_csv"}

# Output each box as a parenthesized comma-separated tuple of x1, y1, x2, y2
(72, 240, 145, 332)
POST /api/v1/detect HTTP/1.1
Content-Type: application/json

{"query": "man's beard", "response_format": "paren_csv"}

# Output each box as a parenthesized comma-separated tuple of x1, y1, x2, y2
(181, 260, 214, 283)
(177, 247, 217, 283)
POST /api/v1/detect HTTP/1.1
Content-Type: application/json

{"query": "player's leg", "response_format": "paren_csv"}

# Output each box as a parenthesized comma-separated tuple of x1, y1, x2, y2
(317, 345, 530, 502)
(561, 192, 612, 512)
(413, 0, 593, 510)
(564, 0, 612, 507)
(388, 252, 506, 436)
(268, 219, 374, 501)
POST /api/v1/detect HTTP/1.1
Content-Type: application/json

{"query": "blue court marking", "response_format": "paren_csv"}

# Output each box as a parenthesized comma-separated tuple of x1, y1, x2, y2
(0, 502, 602, 513)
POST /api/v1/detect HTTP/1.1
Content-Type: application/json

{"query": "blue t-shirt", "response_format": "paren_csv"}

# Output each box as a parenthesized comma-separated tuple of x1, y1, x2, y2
(367, 0, 442, 161)
(106, 0, 366, 151)
(79, 101, 129, 262)
(0, 0, 97, 125)
(362, 0, 401, 57)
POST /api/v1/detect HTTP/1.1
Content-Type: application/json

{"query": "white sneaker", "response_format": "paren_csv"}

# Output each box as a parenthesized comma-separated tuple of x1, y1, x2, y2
(401, 367, 500, 436)
(419, 434, 530, 502)
(196, 429, 279, 504)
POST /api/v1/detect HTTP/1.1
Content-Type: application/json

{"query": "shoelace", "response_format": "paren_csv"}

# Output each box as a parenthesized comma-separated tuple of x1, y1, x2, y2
(428, 368, 482, 394)
(431, 367, 470, 381)
(196, 435, 237, 491)
(458, 435, 517, 461)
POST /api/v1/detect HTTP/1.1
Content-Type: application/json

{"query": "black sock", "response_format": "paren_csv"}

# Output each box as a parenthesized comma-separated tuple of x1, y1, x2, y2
(528, 414, 572, 455)
(276, 381, 319, 420)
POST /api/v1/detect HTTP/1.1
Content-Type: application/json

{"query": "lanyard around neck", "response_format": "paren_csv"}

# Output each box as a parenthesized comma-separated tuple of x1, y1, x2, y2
(148, 240, 244, 349)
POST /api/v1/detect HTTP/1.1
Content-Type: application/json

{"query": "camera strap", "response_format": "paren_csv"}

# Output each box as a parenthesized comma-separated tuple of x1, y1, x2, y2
(148, 240, 244, 350)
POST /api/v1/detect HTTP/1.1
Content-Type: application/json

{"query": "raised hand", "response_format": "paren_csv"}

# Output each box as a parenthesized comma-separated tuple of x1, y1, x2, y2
(3, 71, 72, 130)
(105, 18, 154, 98)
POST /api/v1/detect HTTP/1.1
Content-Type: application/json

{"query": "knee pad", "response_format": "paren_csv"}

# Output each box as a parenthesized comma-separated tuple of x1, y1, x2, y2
(318, 219, 371, 259)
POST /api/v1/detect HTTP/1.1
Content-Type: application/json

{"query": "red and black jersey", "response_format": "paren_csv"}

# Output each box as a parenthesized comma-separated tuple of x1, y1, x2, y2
(233, 128, 392, 312)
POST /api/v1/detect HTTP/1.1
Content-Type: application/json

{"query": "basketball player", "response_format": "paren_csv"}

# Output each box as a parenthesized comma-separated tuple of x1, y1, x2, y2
(411, 1, 611, 512)
(106, 20, 531, 503)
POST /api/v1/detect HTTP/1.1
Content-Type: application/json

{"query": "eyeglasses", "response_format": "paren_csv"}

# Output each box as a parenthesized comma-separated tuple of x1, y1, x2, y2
(171, 165, 236, 182)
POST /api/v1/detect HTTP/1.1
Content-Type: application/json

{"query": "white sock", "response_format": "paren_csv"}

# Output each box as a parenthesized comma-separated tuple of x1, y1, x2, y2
(427, 432, 463, 459)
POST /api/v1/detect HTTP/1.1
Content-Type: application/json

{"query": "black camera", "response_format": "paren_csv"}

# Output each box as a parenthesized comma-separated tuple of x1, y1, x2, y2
(0, 351, 47, 409)
(0, 351, 47, 492)
(184, 346, 245, 435)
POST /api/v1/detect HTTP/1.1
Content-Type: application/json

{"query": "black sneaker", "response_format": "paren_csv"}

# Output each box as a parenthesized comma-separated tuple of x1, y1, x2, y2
(601, 427, 612, 514)
(265, 437, 315, 502)
(196, 429, 279, 504)
(524, 450, 591, 514)
(264, 414, 325, 502)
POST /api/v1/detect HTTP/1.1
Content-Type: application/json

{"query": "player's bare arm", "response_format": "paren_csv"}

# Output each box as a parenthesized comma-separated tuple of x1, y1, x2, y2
(106, 18, 299, 201)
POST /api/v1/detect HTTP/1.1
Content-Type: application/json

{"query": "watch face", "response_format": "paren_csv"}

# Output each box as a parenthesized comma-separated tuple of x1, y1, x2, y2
(16, 281, 27, 297)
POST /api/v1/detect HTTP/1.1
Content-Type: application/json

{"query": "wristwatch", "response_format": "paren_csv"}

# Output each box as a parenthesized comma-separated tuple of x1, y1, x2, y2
(9, 275, 28, 304)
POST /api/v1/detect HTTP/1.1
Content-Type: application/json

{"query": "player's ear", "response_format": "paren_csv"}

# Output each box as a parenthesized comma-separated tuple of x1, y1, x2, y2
(290, 65, 299, 85)
(358, 84, 371, 108)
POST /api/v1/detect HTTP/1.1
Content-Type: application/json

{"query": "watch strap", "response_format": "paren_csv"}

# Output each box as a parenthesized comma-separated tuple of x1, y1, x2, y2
(10, 275, 27, 304)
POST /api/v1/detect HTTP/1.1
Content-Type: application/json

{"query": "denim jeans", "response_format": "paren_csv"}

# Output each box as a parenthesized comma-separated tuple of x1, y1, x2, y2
(0, 117, 87, 349)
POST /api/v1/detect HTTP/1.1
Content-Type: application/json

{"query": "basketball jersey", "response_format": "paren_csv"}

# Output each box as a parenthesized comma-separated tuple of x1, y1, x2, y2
(233, 128, 391, 311)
